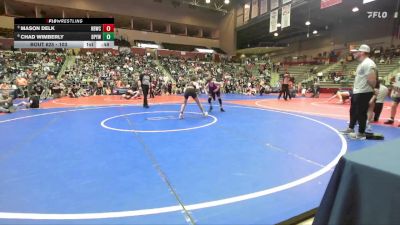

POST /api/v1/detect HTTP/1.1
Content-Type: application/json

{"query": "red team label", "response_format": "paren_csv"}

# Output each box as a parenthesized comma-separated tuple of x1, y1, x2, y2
(102, 24, 114, 32)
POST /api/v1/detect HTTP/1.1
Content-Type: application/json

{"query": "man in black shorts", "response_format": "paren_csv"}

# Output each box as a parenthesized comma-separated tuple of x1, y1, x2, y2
(179, 77, 208, 119)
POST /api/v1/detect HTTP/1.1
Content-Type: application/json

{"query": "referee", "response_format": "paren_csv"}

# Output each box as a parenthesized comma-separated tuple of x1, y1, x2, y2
(341, 44, 377, 140)
(139, 71, 151, 108)
(278, 73, 291, 100)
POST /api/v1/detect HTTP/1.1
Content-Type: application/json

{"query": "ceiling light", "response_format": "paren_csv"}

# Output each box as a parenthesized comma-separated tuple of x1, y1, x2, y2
(195, 48, 215, 53)
(274, 32, 278, 37)
(224, 0, 230, 4)
(138, 43, 159, 49)
(206, 0, 210, 4)
(277, 23, 282, 27)
(305, 21, 311, 26)
(352, 7, 359, 12)
(244, 4, 250, 9)
(313, 30, 318, 34)
(363, 0, 375, 4)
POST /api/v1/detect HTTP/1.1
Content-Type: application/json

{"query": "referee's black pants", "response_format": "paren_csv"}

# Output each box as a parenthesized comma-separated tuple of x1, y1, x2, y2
(349, 92, 373, 133)
(278, 84, 290, 100)
(282, 84, 291, 100)
(142, 85, 149, 107)
(373, 102, 384, 122)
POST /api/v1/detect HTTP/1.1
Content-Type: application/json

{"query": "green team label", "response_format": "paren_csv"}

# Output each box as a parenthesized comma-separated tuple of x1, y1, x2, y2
(102, 32, 114, 41)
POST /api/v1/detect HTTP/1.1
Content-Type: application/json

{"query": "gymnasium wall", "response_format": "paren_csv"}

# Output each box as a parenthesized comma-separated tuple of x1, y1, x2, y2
(0, 16, 14, 29)
(116, 28, 220, 49)
(0, 38, 13, 49)
(273, 35, 398, 62)
(332, 17, 397, 45)
(218, 8, 237, 56)
(272, 17, 398, 61)
(272, 37, 335, 61)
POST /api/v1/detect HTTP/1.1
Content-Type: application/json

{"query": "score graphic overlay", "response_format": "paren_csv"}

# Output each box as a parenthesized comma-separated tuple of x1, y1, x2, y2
(14, 18, 115, 49)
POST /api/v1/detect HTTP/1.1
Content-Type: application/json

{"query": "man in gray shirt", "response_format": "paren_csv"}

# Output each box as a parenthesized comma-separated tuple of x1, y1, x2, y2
(139, 72, 152, 108)
(341, 44, 377, 140)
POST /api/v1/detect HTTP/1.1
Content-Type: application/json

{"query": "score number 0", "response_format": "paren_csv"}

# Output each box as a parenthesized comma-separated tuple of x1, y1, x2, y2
(103, 24, 114, 32)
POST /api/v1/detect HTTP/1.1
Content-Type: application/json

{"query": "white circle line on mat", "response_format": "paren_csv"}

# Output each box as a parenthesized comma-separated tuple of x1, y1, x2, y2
(100, 111, 217, 133)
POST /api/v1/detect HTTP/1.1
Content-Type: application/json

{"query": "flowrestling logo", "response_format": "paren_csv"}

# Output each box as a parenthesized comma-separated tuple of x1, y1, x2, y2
(47, 19, 84, 24)
(367, 11, 388, 19)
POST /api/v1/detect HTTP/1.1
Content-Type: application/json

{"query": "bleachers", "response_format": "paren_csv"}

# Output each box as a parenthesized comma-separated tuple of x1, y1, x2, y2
(376, 60, 399, 79)
(285, 65, 312, 83)
(325, 57, 399, 82)
(309, 56, 400, 92)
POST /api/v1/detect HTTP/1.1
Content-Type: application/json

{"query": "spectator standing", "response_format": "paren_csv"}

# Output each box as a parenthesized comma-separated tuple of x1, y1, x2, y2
(384, 73, 400, 126)
(341, 45, 377, 139)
